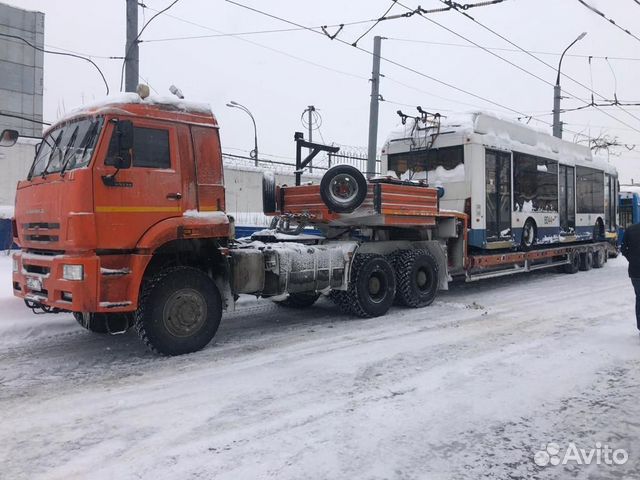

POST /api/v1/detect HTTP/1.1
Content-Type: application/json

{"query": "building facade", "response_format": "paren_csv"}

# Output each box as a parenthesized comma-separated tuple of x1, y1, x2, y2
(0, 2, 44, 138)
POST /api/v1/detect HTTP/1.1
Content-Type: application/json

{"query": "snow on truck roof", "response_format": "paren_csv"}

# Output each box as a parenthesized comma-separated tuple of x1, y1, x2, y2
(54, 93, 216, 126)
(384, 111, 617, 175)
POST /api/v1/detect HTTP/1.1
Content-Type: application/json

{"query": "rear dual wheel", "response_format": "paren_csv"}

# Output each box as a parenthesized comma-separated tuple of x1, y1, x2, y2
(392, 249, 439, 308)
(331, 254, 396, 318)
(563, 250, 580, 274)
(592, 248, 606, 269)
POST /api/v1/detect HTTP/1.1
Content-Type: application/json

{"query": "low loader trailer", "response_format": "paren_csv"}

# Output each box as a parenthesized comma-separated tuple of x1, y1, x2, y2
(1, 92, 614, 355)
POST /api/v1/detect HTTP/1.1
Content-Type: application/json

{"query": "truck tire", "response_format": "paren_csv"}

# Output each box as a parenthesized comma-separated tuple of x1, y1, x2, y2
(329, 290, 354, 315)
(320, 164, 367, 213)
(275, 292, 320, 308)
(135, 266, 222, 355)
(73, 312, 133, 334)
(579, 251, 593, 271)
(262, 172, 277, 214)
(592, 248, 605, 268)
(393, 249, 439, 308)
(564, 251, 580, 274)
(347, 254, 396, 318)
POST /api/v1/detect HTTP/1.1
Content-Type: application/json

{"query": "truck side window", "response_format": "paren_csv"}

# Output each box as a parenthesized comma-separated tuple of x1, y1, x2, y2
(107, 125, 171, 169)
(132, 127, 170, 169)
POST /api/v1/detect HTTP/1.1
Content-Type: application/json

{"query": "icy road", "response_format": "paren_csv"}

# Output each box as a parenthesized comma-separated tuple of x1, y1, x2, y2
(0, 254, 639, 480)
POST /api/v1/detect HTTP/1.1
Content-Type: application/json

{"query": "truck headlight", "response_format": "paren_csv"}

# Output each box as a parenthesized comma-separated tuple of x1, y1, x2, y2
(12, 256, 18, 273)
(63, 265, 84, 281)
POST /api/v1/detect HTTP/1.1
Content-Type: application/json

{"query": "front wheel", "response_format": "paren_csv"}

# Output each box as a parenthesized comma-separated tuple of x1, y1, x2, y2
(135, 266, 222, 355)
(520, 219, 537, 250)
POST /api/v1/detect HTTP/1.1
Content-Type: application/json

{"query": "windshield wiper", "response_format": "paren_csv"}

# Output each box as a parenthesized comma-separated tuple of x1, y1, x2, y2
(59, 126, 81, 177)
(41, 132, 63, 179)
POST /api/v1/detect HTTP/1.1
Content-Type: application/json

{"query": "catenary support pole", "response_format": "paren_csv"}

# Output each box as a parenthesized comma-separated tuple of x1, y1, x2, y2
(367, 36, 382, 178)
(307, 105, 314, 173)
(553, 84, 562, 138)
(125, 0, 139, 92)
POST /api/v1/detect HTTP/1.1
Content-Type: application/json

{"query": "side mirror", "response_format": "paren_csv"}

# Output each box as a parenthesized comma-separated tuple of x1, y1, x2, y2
(105, 120, 133, 169)
(0, 129, 19, 147)
(117, 120, 134, 151)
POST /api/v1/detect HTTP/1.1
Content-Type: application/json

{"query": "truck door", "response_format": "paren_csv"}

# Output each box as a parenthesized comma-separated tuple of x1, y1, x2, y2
(559, 165, 575, 232)
(93, 118, 184, 250)
(485, 149, 511, 241)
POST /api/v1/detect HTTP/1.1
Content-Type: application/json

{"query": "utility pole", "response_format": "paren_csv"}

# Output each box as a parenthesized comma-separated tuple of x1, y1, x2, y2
(304, 105, 315, 172)
(125, 0, 139, 92)
(552, 84, 562, 138)
(367, 36, 382, 178)
(552, 32, 587, 139)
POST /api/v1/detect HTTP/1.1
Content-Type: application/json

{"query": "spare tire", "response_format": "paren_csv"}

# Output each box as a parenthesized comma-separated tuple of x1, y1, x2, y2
(320, 164, 367, 213)
(262, 172, 277, 214)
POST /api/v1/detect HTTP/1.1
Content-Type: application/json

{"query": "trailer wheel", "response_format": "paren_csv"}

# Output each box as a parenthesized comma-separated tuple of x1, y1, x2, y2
(520, 219, 537, 250)
(135, 266, 222, 355)
(592, 248, 606, 268)
(393, 249, 439, 308)
(262, 172, 277, 214)
(329, 290, 353, 315)
(348, 254, 396, 318)
(564, 251, 580, 274)
(320, 165, 367, 213)
(579, 251, 593, 271)
(275, 292, 320, 308)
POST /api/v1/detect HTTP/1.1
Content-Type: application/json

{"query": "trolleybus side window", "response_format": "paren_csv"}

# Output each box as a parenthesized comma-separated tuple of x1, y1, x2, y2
(576, 166, 604, 213)
(387, 146, 463, 182)
(513, 153, 558, 213)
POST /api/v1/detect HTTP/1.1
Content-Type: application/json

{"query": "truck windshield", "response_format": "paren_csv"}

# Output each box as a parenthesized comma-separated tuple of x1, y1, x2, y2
(29, 117, 104, 179)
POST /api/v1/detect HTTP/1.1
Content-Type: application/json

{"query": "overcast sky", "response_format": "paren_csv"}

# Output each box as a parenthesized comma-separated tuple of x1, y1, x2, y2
(5, 0, 640, 181)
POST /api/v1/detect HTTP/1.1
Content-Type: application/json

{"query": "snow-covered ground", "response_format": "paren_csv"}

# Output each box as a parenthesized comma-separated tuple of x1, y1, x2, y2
(0, 253, 639, 479)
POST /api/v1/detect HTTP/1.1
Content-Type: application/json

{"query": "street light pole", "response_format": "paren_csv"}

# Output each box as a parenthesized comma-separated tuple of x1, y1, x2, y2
(226, 101, 258, 166)
(552, 32, 587, 138)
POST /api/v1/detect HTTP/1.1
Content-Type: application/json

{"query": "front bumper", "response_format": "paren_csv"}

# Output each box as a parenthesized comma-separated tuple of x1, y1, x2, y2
(12, 251, 147, 313)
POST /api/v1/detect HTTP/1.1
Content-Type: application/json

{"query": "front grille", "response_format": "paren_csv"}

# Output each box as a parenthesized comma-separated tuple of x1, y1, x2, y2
(22, 222, 60, 244)
(22, 222, 60, 229)
(24, 234, 59, 242)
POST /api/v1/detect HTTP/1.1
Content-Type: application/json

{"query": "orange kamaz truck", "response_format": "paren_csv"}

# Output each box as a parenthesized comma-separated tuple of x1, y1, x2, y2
(2, 90, 612, 355)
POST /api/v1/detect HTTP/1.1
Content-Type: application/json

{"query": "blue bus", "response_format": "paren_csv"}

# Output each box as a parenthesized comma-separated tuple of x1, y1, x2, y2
(619, 187, 640, 244)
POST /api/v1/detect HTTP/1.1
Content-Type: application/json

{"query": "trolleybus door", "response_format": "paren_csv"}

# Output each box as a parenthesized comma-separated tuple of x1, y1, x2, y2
(485, 150, 511, 241)
(559, 165, 576, 232)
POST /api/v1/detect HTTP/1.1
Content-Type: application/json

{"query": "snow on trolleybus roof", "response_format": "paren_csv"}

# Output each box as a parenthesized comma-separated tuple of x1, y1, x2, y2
(52, 93, 218, 131)
(383, 111, 617, 175)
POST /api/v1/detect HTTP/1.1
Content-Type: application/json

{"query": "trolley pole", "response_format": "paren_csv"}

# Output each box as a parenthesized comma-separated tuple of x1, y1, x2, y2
(367, 36, 383, 178)
(125, 0, 139, 92)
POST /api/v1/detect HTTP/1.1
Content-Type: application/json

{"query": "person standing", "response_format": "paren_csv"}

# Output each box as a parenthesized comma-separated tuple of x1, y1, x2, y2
(621, 222, 640, 332)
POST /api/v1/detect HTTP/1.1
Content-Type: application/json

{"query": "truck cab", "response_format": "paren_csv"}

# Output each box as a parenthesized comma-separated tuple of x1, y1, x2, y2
(12, 93, 230, 324)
